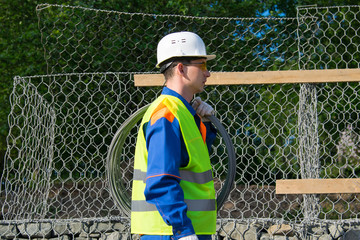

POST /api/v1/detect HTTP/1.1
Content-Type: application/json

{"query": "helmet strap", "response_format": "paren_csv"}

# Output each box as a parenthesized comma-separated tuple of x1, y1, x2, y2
(159, 62, 173, 73)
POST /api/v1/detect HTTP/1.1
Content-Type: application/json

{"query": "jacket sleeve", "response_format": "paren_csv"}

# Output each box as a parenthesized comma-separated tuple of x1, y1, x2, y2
(144, 116, 196, 239)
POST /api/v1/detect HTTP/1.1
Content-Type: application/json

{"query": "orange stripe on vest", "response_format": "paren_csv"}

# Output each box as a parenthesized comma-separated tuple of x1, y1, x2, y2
(150, 102, 175, 125)
(199, 118, 207, 143)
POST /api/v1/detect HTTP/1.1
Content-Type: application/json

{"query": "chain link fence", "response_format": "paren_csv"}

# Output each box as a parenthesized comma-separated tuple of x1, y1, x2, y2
(1, 4, 360, 239)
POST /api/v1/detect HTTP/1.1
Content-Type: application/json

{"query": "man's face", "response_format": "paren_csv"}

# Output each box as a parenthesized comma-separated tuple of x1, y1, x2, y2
(183, 58, 211, 94)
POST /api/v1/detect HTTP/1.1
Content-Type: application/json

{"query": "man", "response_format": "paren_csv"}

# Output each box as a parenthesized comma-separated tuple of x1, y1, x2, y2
(131, 31, 217, 240)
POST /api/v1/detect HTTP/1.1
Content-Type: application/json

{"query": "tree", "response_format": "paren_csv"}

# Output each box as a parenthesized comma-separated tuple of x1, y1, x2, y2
(1, 0, 358, 180)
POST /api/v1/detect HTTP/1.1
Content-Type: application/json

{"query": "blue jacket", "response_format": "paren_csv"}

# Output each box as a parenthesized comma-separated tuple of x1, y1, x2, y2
(141, 87, 216, 240)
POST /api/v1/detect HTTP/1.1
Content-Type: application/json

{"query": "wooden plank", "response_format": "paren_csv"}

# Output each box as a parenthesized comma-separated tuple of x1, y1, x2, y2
(134, 69, 360, 86)
(276, 178, 360, 194)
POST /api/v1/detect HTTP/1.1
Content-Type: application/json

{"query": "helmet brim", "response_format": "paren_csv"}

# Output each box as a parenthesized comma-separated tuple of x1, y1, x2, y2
(156, 54, 216, 68)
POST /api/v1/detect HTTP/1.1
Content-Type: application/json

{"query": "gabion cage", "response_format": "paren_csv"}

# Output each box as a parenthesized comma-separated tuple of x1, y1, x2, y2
(1, 4, 360, 239)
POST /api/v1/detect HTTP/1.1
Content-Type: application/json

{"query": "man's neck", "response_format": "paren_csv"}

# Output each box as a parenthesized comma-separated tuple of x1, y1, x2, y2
(166, 83, 193, 103)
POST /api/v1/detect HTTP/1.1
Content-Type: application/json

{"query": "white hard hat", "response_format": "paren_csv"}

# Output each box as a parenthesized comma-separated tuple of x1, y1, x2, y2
(156, 31, 216, 68)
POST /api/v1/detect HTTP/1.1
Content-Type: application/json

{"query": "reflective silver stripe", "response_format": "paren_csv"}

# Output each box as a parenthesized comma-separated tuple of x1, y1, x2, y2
(179, 170, 213, 184)
(131, 199, 216, 212)
(133, 169, 213, 184)
(185, 199, 216, 211)
(133, 169, 147, 182)
(131, 200, 157, 211)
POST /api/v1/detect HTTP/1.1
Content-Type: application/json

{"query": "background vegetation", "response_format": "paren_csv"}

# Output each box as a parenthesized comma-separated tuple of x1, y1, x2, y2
(1, 0, 358, 178)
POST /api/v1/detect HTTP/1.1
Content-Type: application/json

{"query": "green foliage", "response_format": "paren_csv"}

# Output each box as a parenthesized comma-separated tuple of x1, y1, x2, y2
(1, 0, 359, 183)
(1, 0, 45, 177)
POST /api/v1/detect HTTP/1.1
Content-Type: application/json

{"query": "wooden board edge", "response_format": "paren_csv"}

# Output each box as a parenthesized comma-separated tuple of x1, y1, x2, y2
(276, 178, 360, 194)
(134, 69, 360, 86)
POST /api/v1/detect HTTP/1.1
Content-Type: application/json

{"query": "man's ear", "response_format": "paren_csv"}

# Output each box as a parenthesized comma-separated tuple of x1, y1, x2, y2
(175, 63, 185, 76)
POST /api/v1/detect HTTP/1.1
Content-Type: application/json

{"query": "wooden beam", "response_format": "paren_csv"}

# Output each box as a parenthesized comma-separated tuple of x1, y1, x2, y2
(276, 179, 360, 194)
(134, 68, 360, 86)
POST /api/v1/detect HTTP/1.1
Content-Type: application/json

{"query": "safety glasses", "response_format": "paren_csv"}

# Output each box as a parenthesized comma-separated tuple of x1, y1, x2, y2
(183, 62, 207, 71)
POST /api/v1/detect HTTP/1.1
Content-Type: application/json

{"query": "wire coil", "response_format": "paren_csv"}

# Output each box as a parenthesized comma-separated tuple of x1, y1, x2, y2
(107, 104, 236, 217)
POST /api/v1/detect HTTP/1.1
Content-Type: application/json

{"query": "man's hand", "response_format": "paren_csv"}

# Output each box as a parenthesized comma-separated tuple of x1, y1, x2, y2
(192, 97, 215, 122)
(179, 234, 199, 240)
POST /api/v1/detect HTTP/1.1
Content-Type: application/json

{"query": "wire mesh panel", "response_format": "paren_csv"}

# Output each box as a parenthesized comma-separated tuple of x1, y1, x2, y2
(297, 5, 360, 222)
(297, 5, 360, 70)
(2, 76, 55, 220)
(1, 3, 360, 239)
(36, 4, 300, 74)
(2, 73, 161, 220)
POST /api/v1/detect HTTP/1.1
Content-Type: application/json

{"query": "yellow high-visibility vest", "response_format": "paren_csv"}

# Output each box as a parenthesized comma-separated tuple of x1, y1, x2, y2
(131, 95, 216, 235)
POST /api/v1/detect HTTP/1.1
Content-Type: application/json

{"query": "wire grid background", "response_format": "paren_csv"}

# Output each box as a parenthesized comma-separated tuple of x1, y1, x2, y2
(1, 3, 360, 238)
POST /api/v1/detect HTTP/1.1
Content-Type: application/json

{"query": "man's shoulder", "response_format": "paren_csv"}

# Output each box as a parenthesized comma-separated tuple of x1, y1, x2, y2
(150, 102, 175, 126)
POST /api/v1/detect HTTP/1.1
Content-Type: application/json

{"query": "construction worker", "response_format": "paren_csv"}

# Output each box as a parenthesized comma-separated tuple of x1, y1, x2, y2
(131, 31, 217, 240)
